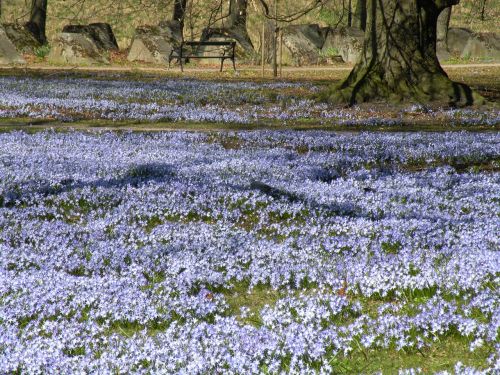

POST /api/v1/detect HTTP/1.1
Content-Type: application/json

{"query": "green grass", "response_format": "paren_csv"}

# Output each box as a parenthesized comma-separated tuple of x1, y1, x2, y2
(328, 337, 492, 374)
(0, 116, 499, 134)
(222, 281, 284, 327)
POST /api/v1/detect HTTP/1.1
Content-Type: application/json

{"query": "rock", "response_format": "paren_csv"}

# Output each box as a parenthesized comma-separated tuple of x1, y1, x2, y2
(447, 28, 500, 61)
(326, 55, 344, 64)
(2, 23, 41, 54)
(280, 24, 326, 66)
(158, 20, 183, 43)
(289, 24, 325, 49)
(127, 23, 181, 65)
(462, 33, 500, 60)
(62, 23, 118, 51)
(195, 35, 229, 63)
(436, 47, 451, 62)
(0, 25, 26, 65)
(48, 32, 109, 65)
(322, 27, 364, 64)
(447, 28, 476, 58)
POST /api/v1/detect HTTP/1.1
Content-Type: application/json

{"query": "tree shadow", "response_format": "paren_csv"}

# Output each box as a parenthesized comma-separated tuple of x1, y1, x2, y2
(0, 163, 176, 207)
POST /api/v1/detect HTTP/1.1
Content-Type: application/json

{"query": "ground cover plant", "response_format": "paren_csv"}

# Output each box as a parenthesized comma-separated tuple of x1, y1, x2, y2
(0, 130, 499, 373)
(0, 76, 499, 128)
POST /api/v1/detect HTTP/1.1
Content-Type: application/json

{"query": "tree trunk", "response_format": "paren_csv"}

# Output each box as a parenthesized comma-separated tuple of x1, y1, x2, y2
(353, 0, 367, 30)
(347, 0, 353, 27)
(326, 0, 482, 106)
(436, 6, 452, 60)
(226, 0, 254, 54)
(437, 6, 451, 49)
(479, 0, 487, 20)
(172, 0, 187, 35)
(26, 0, 47, 45)
(202, 0, 254, 56)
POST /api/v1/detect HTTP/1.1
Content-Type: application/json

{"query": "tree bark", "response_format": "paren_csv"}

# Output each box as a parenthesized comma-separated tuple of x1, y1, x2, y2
(202, 0, 254, 56)
(479, 0, 487, 20)
(437, 6, 451, 49)
(353, 0, 367, 30)
(26, 0, 47, 44)
(172, 0, 187, 34)
(326, 0, 482, 106)
(348, 0, 353, 27)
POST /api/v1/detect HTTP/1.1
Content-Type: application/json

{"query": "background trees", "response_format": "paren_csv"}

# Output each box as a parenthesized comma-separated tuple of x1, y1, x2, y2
(1, 0, 496, 106)
(1, 0, 497, 49)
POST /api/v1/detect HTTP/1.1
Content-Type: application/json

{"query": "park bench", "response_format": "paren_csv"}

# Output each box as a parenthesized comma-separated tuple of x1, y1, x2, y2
(168, 41, 237, 72)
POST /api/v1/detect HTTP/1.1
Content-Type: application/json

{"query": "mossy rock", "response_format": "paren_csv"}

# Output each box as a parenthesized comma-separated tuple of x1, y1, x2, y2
(48, 32, 109, 65)
(127, 24, 180, 65)
(0, 25, 26, 65)
(2, 23, 41, 54)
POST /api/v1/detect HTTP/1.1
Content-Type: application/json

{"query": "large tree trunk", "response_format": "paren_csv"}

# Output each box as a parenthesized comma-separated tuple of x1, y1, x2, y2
(26, 0, 47, 45)
(202, 0, 254, 56)
(326, 0, 482, 106)
(353, 0, 367, 30)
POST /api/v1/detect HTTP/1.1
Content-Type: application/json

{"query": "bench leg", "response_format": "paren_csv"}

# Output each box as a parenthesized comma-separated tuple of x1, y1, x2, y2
(232, 57, 236, 72)
(220, 58, 224, 72)
(180, 57, 184, 72)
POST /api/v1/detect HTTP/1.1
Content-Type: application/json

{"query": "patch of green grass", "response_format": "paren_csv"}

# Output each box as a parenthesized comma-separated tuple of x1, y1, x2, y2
(381, 241, 402, 255)
(222, 281, 285, 327)
(34, 45, 51, 59)
(339, 335, 491, 374)
(62, 345, 86, 357)
(403, 156, 500, 173)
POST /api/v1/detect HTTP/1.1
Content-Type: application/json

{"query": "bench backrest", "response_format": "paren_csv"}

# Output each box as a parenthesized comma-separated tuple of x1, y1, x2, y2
(182, 41, 236, 47)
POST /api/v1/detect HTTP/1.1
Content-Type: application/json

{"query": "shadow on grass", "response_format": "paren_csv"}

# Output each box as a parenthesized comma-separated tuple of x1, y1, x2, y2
(0, 163, 175, 207)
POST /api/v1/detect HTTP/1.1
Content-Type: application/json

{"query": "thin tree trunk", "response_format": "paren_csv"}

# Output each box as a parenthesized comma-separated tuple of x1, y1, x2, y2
(479, 0, 487, 20)
(26, 0, 47, 44)
(172, 0, 187, 35)
(326, 0, 482, 106)
(347, 0, 352, 27)
(437, 6, 452, 49)
(353, 0, 366, 30)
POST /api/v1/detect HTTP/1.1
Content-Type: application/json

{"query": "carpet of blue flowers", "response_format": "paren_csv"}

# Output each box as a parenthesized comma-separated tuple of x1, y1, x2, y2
(0, 130, 499, 373)
(0, 76, 499, 126)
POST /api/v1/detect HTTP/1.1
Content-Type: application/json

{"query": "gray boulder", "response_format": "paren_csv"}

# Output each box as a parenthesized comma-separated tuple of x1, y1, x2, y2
(127, 22, 181, 65)
(62, 23, 119, 51)
(158, 20, 183, 43)
(447, 28, 500, 60)
(280, 24, 326, 66)
(0, 25, 26, 65)
(48, 32, 109, 65)
(322, 27, 364, 64)
(2, 23, 41, 54)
